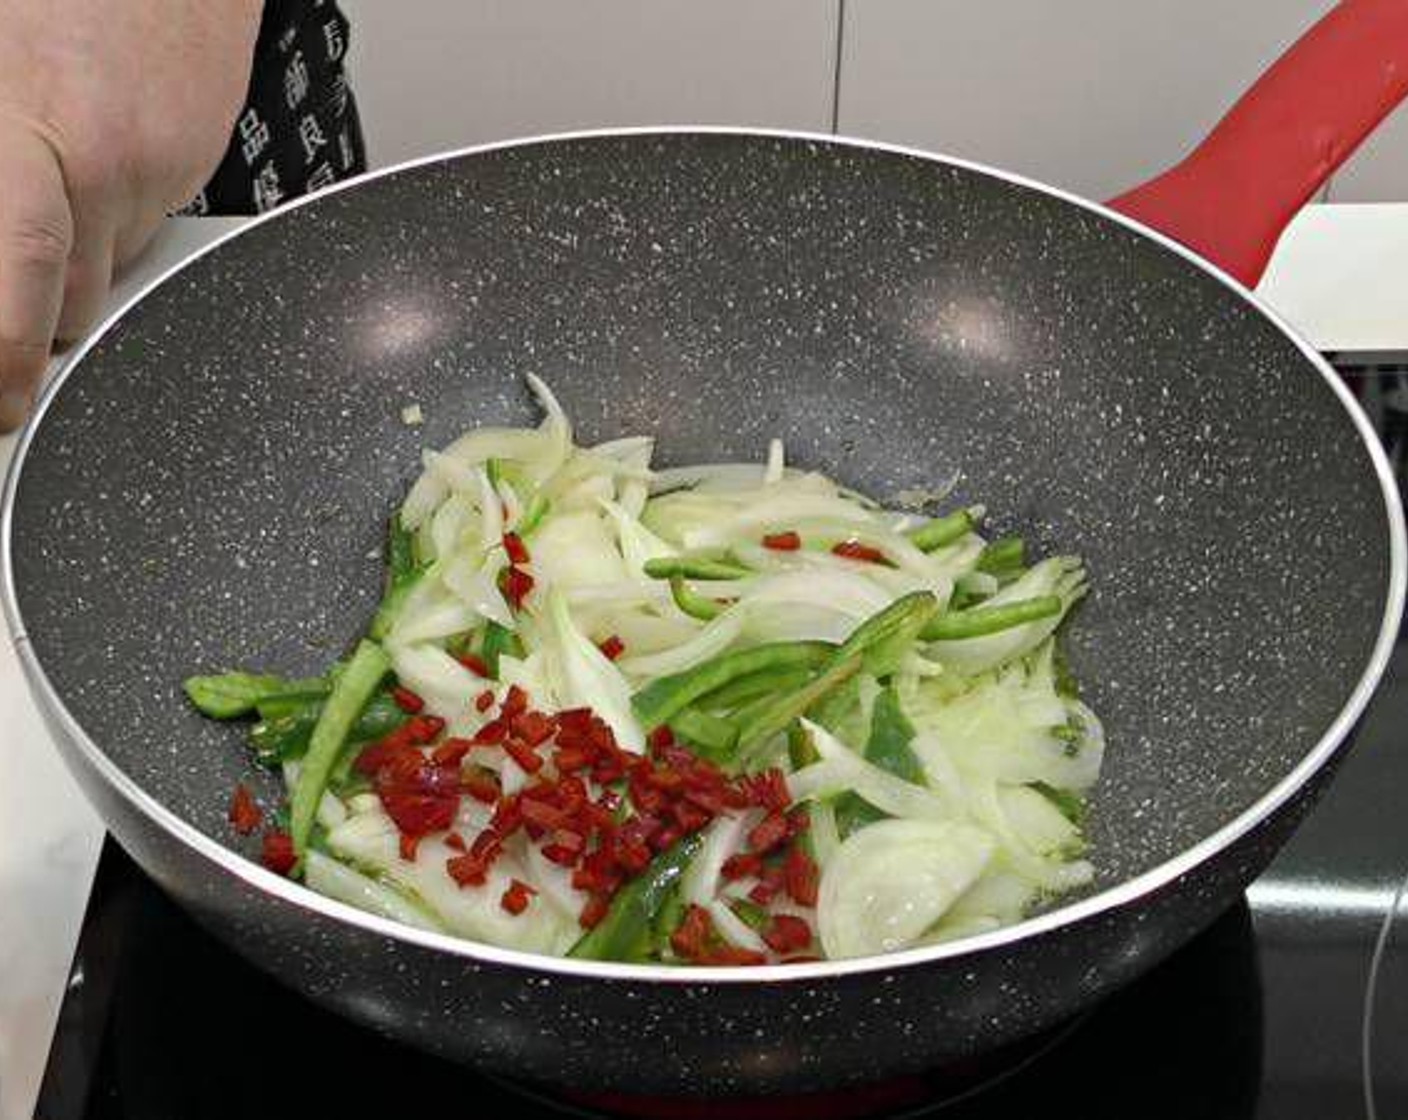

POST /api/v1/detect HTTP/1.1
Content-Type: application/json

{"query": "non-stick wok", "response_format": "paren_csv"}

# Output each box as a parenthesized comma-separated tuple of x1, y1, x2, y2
(3, 0, 1406, 1099)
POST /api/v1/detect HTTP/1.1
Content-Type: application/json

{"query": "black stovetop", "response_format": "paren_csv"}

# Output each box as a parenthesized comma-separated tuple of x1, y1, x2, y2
(32, 369, 1408, 1120)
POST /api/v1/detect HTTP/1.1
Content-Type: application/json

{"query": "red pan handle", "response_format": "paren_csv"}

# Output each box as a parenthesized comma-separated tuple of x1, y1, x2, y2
(1107, 0, 1408, 287)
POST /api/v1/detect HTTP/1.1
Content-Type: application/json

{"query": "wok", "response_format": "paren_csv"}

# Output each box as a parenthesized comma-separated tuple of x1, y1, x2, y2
(4, 0, 1406, 1098)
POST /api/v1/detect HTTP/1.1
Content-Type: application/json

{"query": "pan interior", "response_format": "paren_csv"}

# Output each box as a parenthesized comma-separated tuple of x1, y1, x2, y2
(7, 132, 1392, 906)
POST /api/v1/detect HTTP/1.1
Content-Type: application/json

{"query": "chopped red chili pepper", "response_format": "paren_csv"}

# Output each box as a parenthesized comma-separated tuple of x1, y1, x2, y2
(748, 882, 777, 905)
(472, 718, 508, 745)
(553, 746, 591, 772)
(784, 844, 820, 907)
(446, 851, 491, 887)
(747, 810, 791, 854)
(595, 635, 625, 663)
(490, 795, 523, 836)
(510, 710, 556, 747)
(455, 652, 490, 678)
(831, 540, 887, 564)
(260, 829, 297, 876)
(670, 904, 714, 960)
(669, 800, 711, 832)
(762, 530, 802, 551)
(763, 914, 813, 954)
(501, 684, 529, 719)
(374, 753, 460, 836)
(461, 769, 500, 804)
(502, 531, 530, 565)
(228, 783, 262, 836)
(431, 737, 474, 767)
(501, 878, 536, 915)
(504, 737, 545, 774)
(579, 893, 612, 929)
(405, 714, 446, 744)
(721, 852, 763, 881)
(445, 832, 467, 852)
(501, 566, 535, 610)
(398, 832, 421, 861)
(521, 798, 572, 832)
(475, 689, 496, 713)
(616, 837, 652, 875)
(647, 725, 675, 752)
(738, 768, 791, 812)
(391, 685, 425, 714)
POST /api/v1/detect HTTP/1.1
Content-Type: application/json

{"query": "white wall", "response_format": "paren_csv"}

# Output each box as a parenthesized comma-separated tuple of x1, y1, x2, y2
(339, 0, 1408, 201)
(340, 0, 838, 166)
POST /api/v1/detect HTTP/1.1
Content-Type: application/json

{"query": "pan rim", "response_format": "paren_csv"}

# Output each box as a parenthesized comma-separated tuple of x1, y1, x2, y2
(3, 124, 1404, 985)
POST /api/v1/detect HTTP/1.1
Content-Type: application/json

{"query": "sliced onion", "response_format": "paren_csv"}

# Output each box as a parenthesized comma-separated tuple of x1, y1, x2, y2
(817, 819, 994, 959)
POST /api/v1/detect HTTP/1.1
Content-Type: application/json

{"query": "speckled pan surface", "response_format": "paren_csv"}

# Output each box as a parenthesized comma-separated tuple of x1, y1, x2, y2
(2, 131, 1402, 1089)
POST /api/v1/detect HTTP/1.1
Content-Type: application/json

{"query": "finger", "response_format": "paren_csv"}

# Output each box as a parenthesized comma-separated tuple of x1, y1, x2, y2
(55, 226, 115, 344)
(0, 116, 73, 430)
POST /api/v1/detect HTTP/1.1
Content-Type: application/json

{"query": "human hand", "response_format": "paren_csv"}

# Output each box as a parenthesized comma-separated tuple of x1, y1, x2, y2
(0, 0, 263, 430)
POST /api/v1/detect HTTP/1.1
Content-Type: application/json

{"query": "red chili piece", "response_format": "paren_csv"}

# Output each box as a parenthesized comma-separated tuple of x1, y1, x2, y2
(762, 530, 801, 551)
(747, 810, 791, 854)
(431, 738, 474, 767)
(391, 685, 425, 714)
(502, 531, 530, 565)
(762, 914, 813, 954)
(670, 904, 714, 960)
(399, 833, 421, 861)
(501, 566, 535, 610)
(647, 725, 675, 752)
(831, 540, 886, 564)
(501, 878, 536, 915)
(461, 769, 501, 805)
(784, 844, 820, 907)
(228, 783, 262, 836)
(261, 830, 297, 875)
(475, 689, 496, 713)
(578, 893, 611, 929)
(669, 904, 767, 966)
(597, 634, 626, 661)
(455, 652, 490, 678)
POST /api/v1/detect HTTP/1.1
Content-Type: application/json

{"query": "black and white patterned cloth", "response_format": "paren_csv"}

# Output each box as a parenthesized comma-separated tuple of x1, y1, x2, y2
(179, 0, 365, 216)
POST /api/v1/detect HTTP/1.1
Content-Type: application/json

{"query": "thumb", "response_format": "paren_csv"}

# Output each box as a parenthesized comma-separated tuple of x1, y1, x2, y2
(0, 113, 74, 431)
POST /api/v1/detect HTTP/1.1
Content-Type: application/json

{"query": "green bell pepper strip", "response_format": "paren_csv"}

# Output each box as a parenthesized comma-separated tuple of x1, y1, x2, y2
(733, 655, 863, 770)
(906, 508, 979, 552)
(183, 672, 328, 720)
(668, 707, 740, 757)
(290, 640, 390, 856)
(1033, 781, 1087, 825)
(650, 883, 688, 957)
(820, 590, 939, 680)
(975, 536, 1025, 574)
(568, 833, 705, 961)
(696, 665, 815, 711)
(669, 576, 731, 622)
(370, 515, 428, 641)
(643, 556, 752, 581)
(920, 595, 1061, 641)
(805, 673, 863, 737)
(517, 493, 551, 537)
(835, 685, 926, 836)
(631, 641, 834, 730)
(250, 691, 406, 767)
(480, 621, 524, 679)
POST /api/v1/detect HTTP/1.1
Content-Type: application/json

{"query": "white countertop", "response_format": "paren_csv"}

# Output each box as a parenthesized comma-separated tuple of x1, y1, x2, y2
(0, 203, 1400, 1120)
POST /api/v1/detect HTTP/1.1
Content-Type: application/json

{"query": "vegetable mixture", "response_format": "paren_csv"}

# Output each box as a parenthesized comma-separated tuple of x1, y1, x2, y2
(186, 377, 1103, 964)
